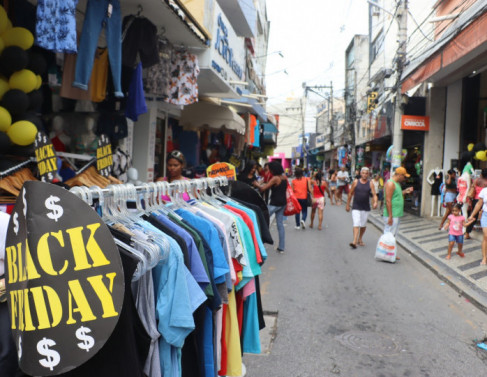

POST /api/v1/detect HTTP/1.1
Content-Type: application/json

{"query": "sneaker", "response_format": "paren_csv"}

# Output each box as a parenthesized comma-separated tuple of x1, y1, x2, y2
(294, 226, 301, 230)
(276, 248, 284, 254)
(300, 220, 306, 229)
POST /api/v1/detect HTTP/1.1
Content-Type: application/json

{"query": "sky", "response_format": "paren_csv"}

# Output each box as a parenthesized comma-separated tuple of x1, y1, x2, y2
(264, 0, 369, 112)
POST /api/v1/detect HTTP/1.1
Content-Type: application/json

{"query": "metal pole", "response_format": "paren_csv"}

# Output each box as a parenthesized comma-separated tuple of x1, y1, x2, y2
(391, 0, 408, 170)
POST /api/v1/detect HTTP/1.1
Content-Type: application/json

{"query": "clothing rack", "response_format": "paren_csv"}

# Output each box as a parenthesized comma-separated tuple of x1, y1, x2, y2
(0, 158, 36, 178)
(70, 176, 229, 202)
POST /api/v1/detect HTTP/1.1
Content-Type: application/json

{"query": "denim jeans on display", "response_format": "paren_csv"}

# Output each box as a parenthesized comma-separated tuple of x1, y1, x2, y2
(295, 198, 308, 226)
(74, 0, 123, 97)
(268, 204, 285, 250)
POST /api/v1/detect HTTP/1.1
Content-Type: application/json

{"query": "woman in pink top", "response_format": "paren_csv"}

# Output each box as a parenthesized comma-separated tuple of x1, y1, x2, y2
(156, 150, 190, 201)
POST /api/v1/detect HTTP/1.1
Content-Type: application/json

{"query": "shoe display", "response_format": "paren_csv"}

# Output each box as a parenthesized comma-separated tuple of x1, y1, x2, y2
(300, 220, 306, 229)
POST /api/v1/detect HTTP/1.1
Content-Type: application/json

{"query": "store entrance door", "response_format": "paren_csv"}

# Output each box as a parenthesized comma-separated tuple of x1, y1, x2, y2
(403, 131, 425, 216)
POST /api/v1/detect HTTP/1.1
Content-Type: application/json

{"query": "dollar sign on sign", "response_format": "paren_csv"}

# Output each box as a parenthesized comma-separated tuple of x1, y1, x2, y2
(45, 195, 64, 222)
(13, 212, 19, 235)
(22, 189, 27, 217)
(18, 337, 22, 360)
(76, 326, 95, 352)
(37, 337, 60, 371)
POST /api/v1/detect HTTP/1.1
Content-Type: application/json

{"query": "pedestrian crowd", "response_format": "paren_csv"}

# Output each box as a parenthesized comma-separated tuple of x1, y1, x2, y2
(237, 159, 487, 264)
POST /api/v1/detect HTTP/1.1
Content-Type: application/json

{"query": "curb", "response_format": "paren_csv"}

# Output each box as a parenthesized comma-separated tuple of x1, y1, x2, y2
(368, 215, 487, 313)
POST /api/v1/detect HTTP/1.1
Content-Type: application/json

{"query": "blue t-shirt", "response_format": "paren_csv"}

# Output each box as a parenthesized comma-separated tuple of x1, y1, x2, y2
(152, 212, 209, 288)
(175, 208, 230, 285)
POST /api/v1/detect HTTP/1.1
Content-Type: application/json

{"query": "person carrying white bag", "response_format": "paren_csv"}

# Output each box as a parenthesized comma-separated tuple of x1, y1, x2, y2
(375, 232, 397, 263)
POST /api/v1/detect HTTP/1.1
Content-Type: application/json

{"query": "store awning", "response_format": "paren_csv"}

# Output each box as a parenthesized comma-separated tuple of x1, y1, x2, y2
(179, 102, 246, 135)
(401, 2, 487, 93)
(263, 123, 278, 134)
(222, 89, 267, 121)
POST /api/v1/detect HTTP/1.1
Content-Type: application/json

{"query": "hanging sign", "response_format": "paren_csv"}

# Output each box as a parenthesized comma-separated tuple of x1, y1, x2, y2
(5, 181, 124, 375)
(401, 115, 430, 131)
(96, 134, 113, 177)
(206, 162, 237, 180)
(34, 131, 58, 183)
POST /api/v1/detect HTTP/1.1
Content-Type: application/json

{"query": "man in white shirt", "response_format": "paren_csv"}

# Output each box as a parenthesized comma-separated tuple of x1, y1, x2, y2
(336, 166, 350, 205)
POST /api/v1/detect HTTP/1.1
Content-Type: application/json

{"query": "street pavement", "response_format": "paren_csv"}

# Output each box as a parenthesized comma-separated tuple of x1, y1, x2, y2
(243, 203, 487, 377)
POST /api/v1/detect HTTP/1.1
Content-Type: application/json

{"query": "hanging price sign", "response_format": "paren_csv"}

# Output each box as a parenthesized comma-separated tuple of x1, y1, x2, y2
(206, 162, 237, 181)
(5, 181, 124, 375)
(96, 134, 113, 178)
(34, 131, 58, 183)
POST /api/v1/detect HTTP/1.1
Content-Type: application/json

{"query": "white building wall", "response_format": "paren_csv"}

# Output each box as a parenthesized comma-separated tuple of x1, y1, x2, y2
(443, 80, 462, 170)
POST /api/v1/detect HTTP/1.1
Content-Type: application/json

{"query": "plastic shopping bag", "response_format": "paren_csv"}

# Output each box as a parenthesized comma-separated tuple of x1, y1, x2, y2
(375, 232, 397, 263)
(284, 183, 302, 216)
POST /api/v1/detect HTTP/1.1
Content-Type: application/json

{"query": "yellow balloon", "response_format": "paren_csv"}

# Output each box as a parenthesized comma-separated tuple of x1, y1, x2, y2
(7, 120, 37, 146)
(0, 76, 8, 99)
(9, 69, 37, 93)
(468, 143, 474, 152)
(0, 6, 8, 35)
(35, 75, 42, 90)
(476, 151, 486, 161)
(0, 106, 11, 132)
(2, 27, 34, 50)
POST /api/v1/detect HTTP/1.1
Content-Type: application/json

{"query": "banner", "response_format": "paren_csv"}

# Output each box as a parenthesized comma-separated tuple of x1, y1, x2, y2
(96, 134, 113, 177)
(206, 162, 237, 180)
(5, 182, 124, 375)
(401, 115, 430, 131)
(34, 131, 58, 183)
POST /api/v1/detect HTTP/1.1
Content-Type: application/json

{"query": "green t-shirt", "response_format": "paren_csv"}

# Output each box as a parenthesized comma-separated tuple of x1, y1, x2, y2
(383, 179, 404, 218)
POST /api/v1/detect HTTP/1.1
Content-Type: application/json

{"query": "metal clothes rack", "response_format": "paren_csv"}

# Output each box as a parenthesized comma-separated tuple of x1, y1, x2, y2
(0, 158, 36, 178)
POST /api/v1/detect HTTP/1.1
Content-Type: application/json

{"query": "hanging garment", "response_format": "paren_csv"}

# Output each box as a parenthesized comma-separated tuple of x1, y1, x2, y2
(90, 48, 109, 102)
(36, 0, 78, 53)
(144, 40, 175, 98)
(122, 15, 160, 69)
(166, 52, 200, 105)
(74, 0, 123, 97)
(125, 63, 148, 122)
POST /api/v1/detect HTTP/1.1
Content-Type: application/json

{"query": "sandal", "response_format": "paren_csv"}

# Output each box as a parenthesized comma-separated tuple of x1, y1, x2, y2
(349, 243, 357, 249)
(358, 241, 365, 246)
(464, 234, 471, 240)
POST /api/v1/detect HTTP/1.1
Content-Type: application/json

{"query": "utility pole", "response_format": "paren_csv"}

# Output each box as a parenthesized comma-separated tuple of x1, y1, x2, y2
(391, 0, 408, 170)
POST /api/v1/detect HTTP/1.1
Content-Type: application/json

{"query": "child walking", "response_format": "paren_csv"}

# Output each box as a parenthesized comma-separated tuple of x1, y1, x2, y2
(443, 204, 474, 260)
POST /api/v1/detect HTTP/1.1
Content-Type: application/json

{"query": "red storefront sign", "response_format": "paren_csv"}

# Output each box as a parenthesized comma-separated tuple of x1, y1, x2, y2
(401, 115, 430, 131)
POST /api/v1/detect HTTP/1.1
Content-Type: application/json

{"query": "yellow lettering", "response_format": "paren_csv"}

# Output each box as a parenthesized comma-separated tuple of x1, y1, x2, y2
(87, 273, 118, 318)
(67, 224, 110, 271)
(17, 242, 25, 282)
(47, 157, 57, 172)
(97, 148, 103, 158)
(37, 231, 68, 276)
(24, 240, 41, 281)
(22, 289, 36, 331)
(38, 160, 46, 175)
(10, 291, 18, 329)
(35, 148, 41, 161)
(30, 286, 51, 330)
(29, 286, 62, 330)
(6, 245, 18, 283)
(66, 280, 97, 324)
(46, 144, 55, 158)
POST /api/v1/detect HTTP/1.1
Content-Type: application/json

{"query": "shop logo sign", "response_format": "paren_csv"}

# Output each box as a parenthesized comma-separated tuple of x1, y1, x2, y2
(401, 115, 430, 131)
(214, 14, 243, 79)
(5, 181, 124, 375)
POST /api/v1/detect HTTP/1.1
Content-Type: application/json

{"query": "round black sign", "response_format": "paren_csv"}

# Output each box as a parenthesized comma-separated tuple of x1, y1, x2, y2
(5, 181, 124, 375)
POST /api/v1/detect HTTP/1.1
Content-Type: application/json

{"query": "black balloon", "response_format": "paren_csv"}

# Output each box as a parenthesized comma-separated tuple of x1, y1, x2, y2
(27, 52, 47, 75)
(19, 112, 43, 131)
(1, 89, 29, 116)
(474, 142, 486, 152)
(0, 46, 28, 77)
(27, 89, 43, 111)
(0, 131, 11, 153)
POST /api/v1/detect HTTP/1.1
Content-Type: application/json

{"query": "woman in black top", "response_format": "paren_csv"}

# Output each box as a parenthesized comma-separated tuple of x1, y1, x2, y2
(259, 161, 287, 253)
(237, 160, 260, 189)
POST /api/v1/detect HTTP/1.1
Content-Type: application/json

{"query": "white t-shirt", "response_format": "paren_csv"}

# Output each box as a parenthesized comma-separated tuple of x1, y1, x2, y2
(479, 187, 487, 212)
(0, 211, 10, 276)
(337, 170, 349, 186)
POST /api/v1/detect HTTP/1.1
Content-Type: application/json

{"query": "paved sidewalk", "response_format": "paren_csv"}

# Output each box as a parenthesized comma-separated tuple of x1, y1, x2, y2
(368, 210, 487, 312)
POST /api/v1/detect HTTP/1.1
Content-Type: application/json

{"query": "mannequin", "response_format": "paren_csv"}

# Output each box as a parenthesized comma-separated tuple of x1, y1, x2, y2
(457, 170, 471, 219)
(75, 115, 99, 156)
(49, 115, 71, 152)
(127, 167, 142, 185)
(427, 167, 443, 217)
